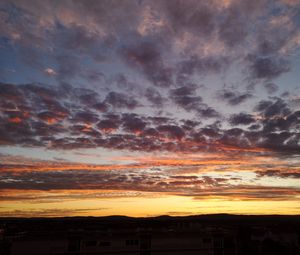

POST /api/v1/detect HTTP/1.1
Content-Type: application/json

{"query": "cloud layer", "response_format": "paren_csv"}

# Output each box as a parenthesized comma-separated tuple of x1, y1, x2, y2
(0, 83, 299, 154)
(0, 0, 299, 216)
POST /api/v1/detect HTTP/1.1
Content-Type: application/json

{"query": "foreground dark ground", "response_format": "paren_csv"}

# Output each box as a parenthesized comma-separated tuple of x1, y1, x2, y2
(0, 214, 300, 255)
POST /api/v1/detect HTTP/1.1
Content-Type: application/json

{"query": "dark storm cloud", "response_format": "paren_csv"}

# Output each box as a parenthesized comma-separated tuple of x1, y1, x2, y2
(217, 89, 253, 105)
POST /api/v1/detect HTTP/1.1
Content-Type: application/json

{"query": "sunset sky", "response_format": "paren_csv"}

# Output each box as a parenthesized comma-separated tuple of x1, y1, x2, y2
(0, 0, 299, 217)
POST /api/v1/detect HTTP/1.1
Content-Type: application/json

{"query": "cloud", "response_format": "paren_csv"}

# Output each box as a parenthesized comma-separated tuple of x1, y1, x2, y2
(145, 87, 164, 106)
(2, 82, 298, 155)
(157, 124, 185, 140)
(0, 150, 299, 206)
(0, 0, 300, 157)
(229, 113, 256, 125)
(170, 85, 202, 110)
(0, 0, 298, 90)
(189, 186, 300, 201)
(55, 55, 82, 82)
(122, 113, 147, 133)
(97, 118, 120, 133)
(257, 131, 300, 153)
(262, 111, 300, 133)
(44, 68, 56, 76)
(161, 1, 215, 37)
(170, 85, 220, 118)
(37, 111, 67, 124)
(71, 111, 99, 124)
(1, 0, 300, 216)
(217, 89, 253, 105)
(256, 169, 300, 179)
(104, 91, 139, 109)
(121, 40, 173, 87)
(247, 55, 291, 81)
(1, 163, 299, 201)
(176, 55, 229, 77)
(264, 83, 279, 94)
(255, 98, 291, 118)
(0, 208, 106, 217)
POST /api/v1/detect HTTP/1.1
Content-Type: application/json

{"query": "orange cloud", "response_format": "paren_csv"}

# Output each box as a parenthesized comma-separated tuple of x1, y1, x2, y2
(8, 117, 22, 123)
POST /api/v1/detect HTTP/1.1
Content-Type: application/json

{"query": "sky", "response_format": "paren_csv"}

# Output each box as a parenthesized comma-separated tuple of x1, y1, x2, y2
(0, 0, 299, 217)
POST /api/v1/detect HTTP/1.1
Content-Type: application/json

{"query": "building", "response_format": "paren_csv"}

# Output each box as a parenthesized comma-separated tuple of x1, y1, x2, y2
(5, 227, 236, 255)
